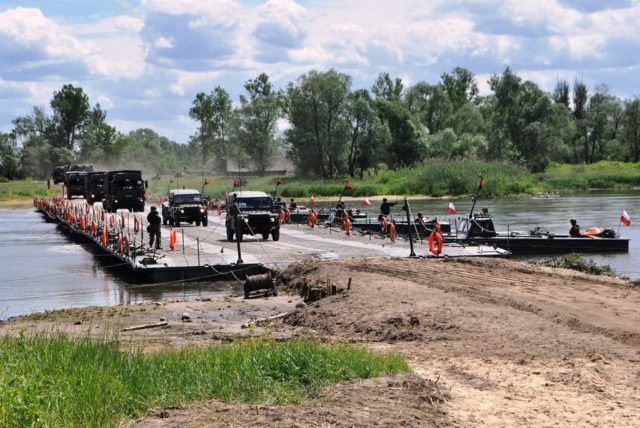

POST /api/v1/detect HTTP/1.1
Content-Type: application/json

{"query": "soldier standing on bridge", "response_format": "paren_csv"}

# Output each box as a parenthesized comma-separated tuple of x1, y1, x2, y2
(147, 206, 162, 250)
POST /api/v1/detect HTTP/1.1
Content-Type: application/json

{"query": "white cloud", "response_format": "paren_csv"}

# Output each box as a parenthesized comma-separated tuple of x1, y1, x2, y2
(154, 36, 174, 48)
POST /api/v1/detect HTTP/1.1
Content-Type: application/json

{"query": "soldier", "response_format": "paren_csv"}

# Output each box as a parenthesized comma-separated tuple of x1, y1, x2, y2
(147, 206, 162, 249)
(569, 219, 581, 237)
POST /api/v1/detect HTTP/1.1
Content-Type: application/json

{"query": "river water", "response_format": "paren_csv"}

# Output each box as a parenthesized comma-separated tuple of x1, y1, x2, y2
(0, 209, 242, 320)
(1, 192, 638, 320)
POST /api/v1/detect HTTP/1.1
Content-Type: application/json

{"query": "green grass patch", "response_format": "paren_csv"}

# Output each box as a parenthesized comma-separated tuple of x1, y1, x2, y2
(0, 179, 60, 202)
(0, 333, 410, 426)
(530, 253, 619, 277)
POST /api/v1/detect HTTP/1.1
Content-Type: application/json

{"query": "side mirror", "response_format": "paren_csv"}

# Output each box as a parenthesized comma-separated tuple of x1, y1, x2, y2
(145, 180, 149, 188)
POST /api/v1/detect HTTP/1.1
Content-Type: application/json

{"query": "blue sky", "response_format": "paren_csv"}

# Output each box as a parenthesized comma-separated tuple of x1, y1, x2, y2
(1, 0, 639, 144)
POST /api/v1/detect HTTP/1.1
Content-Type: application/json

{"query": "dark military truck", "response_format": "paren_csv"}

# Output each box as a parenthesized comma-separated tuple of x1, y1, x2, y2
(162, 189, 208, 227)
(65, 171, 86, 199)
(102, 170, 147, 212)
(52, 165, 69, 184)
(225, 191, 280, 241)
(83, 171, 105, 205)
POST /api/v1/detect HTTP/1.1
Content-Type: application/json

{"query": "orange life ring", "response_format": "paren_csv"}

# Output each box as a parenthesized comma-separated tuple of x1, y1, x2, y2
(169, 228, 177, 250)
(389, 222, 396, 243)
(428, 230, 444, 256)
(380, 215, 388, 234)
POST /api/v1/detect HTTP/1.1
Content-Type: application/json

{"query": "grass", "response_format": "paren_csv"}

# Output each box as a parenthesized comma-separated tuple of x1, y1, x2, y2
(0, 179, 61, 206)
(0, 333, 410, 426)
(530, 253, 619, 277)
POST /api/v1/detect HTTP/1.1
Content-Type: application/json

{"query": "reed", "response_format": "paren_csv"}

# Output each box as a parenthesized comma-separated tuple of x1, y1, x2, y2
(0, 333, 409, 426)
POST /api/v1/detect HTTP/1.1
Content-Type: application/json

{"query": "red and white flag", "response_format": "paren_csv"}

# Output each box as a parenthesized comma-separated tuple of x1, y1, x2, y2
(447, 202, 457, 215)
(362, 198, 371, 207)
(621, 210, 631, 226)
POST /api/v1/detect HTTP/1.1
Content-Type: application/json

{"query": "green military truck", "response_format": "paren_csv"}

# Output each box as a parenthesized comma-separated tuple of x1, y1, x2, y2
(225, 191, 280, 241)
(162, 189, 208, 227)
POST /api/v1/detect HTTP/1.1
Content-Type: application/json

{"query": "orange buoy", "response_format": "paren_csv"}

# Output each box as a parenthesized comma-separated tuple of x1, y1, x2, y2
(389, 222, 396, 243)
(169, 228, 177, 250)
(91, 221, 97, 236)
(279, 209, 286, 223)
(344, 218, 351, 236)
(428, 230, 444, 256)
(123, 235, 130, 255)
(109, 214, 115, 228)
(134, 216, 140, 233)
(80, 215, 87, 231)
(101, 225, 108, 247)
(216, 201, 223, 215)
(120, 212, 126, 229)
(117, 233, 123, 253)
(308, 210, 317, 228)
(285, 207, 291, 223)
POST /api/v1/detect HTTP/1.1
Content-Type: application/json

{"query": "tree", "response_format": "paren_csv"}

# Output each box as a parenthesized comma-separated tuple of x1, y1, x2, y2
(78, 103, 119, 162)
(0, 133, 20, 179)
(345, 89, 390, 177)
(623, 98, 640, 162)
(286, 69, 351, 177)
(572, 80, 589, 163)
(189, 86, 233, 173)
(50, 84, 90, 151)
(404, 82, 452, 134)
(374, 98, 425, 169)
(371, 72, 403, 102)
(552, 79, 570, 108)
(236, 73, 284, 175)
(441, 67, 479, 112)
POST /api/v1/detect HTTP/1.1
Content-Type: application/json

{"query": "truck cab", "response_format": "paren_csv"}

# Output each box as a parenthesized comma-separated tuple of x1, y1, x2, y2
(103, 170, 147, 212)
(83, 172, 105, 205)
(162, 189, 208, 227)
(225, 191, 280, 241)
(65, 171, 86, 199)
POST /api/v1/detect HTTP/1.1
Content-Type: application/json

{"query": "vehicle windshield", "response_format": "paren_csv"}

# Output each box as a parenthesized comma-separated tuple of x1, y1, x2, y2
(174, 194, 202, 204)
(236, 197, 273, 210)
(115, 178, 143, 190)
(68, 177, 83, 185)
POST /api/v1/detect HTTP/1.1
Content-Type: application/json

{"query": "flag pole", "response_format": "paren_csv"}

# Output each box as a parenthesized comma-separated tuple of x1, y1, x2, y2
(467, 174, 484, 220)
(617, 218, 621, 236)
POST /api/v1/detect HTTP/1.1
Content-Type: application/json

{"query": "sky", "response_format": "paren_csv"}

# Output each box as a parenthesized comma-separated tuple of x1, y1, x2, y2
(1, 0, 639, 144)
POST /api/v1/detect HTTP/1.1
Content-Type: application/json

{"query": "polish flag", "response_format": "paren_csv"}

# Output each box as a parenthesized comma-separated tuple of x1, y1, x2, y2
(621, 210, 631, 226)
(362, 198, 372, 207)
(447, 202, 457, 215)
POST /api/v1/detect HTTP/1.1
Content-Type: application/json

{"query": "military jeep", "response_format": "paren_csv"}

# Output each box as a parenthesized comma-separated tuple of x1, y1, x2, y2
(225, 191, 280, 241)
(162, 189, 208, 227)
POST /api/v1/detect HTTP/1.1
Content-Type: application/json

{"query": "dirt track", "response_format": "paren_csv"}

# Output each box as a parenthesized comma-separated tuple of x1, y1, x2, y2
(3, 257, 640, 426)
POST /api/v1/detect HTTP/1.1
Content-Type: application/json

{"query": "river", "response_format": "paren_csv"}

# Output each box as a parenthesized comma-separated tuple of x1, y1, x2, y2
(1, 192, 638, 320)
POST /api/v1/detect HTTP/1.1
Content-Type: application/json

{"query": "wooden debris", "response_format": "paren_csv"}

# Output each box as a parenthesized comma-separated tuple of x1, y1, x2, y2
(122, 321, 168, 331)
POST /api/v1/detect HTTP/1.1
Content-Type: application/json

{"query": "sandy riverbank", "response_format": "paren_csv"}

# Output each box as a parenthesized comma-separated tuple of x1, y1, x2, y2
(2, 257, 639, 427)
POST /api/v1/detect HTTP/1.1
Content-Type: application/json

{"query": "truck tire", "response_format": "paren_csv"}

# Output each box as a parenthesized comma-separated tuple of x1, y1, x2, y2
(226, 227, 234, 241)
(195, 220, 201, 226)
(271, 228, 280, 241)
(262, 231, 270, 240)
(175, 218, 180, 227)
(202, 217, 208, 227)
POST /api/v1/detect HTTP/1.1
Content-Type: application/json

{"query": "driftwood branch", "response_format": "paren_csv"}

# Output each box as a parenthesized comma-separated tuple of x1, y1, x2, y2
(122, 321, 168, 331)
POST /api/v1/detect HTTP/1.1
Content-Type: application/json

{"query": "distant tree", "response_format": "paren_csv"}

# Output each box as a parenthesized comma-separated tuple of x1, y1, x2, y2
(374, 98, 425, 168)
(286, 69, 351, 177)
(623, 97, 640, 162)
(552, 79, 570, 108)
(572, 80, 589, 163)
(404, 82, 452, 134)
(448, 103, 486, 137)
(345, 89, 390, 177)
(189, 86, 233, 173)
(0, 133, 21, 179)
(371, 72, 403, 102)
(441, 67, 479, 112)
(585, 86, 623, 163)
(50, 84, 90, 151)
(78, 103, 119, 162)
(236, 73, 284, 175)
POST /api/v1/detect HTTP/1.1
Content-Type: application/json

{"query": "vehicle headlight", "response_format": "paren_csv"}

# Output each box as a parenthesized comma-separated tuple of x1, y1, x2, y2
(243, 218, 249, 223)
(200, 208, 204, 213)
(180, 209, 184, 213)
(270, 218, 274, 222)
(91, 194, 95, 198)
(114, 199, 118, 203)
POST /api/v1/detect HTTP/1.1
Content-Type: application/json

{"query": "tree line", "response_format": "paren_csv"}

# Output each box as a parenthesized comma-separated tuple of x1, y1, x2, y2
(2, 66, 639, 181)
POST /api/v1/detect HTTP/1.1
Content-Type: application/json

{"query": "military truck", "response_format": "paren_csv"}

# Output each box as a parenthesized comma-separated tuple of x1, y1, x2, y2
(52, 165, 69, 184)
(83, 171, 105, 205)
(65, 171, 86, 199)
(102, 170, 147, 212)
(225, 191, 280, 241)
(162, 189, 208, 227)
